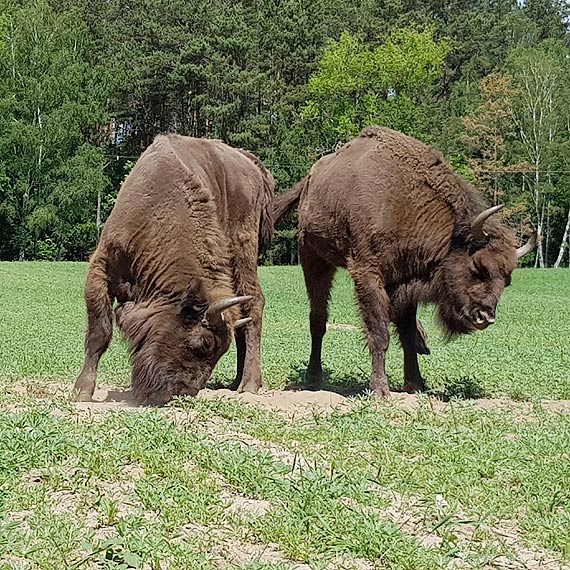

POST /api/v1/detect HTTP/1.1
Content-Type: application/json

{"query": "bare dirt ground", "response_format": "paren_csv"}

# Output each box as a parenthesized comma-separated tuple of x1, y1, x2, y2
(68, 384, 570, 418)
(5, 377, 570, 420)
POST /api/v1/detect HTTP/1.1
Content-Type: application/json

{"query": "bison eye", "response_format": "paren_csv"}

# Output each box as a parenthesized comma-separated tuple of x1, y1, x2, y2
(471, 262, 490, 282)
(188, 333, 215, 356)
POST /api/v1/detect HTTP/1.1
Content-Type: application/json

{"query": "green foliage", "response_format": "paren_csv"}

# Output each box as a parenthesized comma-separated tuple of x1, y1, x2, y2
(36, 238, 59, 261)
(301, 28, 449, 143)
(0, 0, 568, 262)
(0, 0, 110, 260)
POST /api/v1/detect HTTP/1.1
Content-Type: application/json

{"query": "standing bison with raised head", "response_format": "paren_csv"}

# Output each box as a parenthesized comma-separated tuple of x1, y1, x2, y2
(73, 135, 274, 405)
(275, 126, 536, 397)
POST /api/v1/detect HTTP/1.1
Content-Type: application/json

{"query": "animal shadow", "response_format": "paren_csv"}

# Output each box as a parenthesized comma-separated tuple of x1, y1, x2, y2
(284, 362, 368, 396)
(101, 388, 140, 406)
(427, 376, 486, 401)
(285, 363, 487, 402)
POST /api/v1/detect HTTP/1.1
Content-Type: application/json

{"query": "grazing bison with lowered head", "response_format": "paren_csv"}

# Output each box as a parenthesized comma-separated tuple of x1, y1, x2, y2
(73, 135, 274, 405)
(274, 126, 536, 397)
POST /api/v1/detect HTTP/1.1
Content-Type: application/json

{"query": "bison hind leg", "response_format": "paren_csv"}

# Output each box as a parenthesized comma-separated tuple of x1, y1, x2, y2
(394, 307, 428, 393)
(351, 270, 392, 398)
(300, 243, 337, 388)
(414, 318, 431, 355)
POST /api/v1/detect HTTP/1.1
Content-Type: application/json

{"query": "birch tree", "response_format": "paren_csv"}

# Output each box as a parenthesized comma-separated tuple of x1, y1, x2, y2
(509, 42, 563, 267)
(554, 208, 570, 267)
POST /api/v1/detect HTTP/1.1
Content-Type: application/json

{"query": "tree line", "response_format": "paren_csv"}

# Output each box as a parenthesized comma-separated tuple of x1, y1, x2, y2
(0, 0, 569, 266)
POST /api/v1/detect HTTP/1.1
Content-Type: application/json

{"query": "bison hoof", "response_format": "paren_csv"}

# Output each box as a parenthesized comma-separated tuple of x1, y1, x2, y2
(71, 388, 94, 402)
(415, 342, 431, 356)
(370, 388, 391, 399)
(403, 381, 426, 394)
(236, 380, 262, 394)
(305, 368, 324, 389)
(370, 376, 390, 398)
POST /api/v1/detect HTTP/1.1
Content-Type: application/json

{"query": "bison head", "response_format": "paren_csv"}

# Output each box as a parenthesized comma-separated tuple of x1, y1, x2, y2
(115, 279, 251, 405)
(435, 205, 537, 337)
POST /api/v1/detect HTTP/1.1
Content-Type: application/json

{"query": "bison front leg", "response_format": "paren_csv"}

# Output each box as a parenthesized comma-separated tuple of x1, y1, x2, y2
(230, 327, 247, 391)
(233, 292, 264, 394)
(394, 306, 429, 393)
(229, 256, 265, 393)
(72, 260, 113, 402)
(351, 269, 391, 397)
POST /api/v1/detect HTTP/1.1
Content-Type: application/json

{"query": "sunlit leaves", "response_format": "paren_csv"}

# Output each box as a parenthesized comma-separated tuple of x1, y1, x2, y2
(302, 27, 449, 141)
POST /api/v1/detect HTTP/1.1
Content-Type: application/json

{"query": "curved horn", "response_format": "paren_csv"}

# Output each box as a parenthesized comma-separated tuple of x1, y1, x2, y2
(234, 317, 252, 329)
(205, 295, 253, 326)
(471, 204, 504, 241)
(516, 230, 538, 260)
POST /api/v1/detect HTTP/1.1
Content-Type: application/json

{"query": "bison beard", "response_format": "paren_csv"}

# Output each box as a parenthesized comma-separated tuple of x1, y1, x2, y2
(274, 126, 536, 396)
(72, 135, 274, 405)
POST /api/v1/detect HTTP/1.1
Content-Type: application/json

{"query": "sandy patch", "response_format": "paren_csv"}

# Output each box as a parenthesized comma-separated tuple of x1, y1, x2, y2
(74, 386, 141, 412)
(0, 556, 32, 570)
(198, 387, 570, 419)
(490, 519, 570, 569)
(220, 491, 272, 518)
(5, 510, 33, 535)
(67, 384, 351, 419)
(199, 387, 351, 418)
(539, 400, 570, 412)
(361, 483, 570, 570)
(323, 556, 376, 569)
(4, 379, 570, 423)
(216, 430, 301, 468)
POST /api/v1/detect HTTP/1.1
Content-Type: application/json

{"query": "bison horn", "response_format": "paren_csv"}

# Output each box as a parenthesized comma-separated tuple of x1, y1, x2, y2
(471, 204, 504, 241)
(206, 295, 253, 326)
(234, 317, 252, 329)
(516, 230, 538, 260)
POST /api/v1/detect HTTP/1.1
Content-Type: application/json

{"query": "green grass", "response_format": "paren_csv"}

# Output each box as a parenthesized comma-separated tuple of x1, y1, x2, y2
(0, 263, 569, 569)
(1, 262, 569, 400)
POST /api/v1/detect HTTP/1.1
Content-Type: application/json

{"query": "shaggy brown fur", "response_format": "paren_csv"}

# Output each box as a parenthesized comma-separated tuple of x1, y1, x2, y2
(73, 135, 274, 405)
(275, 126, 532, 396)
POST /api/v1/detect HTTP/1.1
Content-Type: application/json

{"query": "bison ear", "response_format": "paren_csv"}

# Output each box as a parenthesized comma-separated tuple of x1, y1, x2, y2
(180, 279, 208, 326)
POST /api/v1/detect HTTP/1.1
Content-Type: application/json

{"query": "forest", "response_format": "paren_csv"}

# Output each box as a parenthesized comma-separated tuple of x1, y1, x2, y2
(0, 0, 569, 266)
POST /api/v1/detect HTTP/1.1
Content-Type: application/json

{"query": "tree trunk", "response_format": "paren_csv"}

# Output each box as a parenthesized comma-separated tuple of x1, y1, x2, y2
(554, 208, 570, 268)
(18, 181, 32, 261)
(545, 201, 550, 266)
(533, 170, 546, 268)
(9, 18, 16, 79)
(96, 190, 102, 242)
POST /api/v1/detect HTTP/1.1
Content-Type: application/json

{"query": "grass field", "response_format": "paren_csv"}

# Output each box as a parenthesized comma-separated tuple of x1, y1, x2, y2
(0, 263, 569, 569)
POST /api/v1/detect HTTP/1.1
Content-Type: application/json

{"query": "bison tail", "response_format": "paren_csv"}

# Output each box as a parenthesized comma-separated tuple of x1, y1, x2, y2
(258, 189, 274, 256)
(274, 178, 305, 224)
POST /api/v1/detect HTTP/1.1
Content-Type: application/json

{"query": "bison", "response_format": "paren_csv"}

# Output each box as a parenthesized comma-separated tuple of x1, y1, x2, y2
(73, 135, 274, 405)
(274, 126, 536, 397)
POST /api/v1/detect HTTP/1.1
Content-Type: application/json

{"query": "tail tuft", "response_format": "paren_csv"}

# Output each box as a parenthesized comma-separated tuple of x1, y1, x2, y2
(274, 178, 305, 223)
